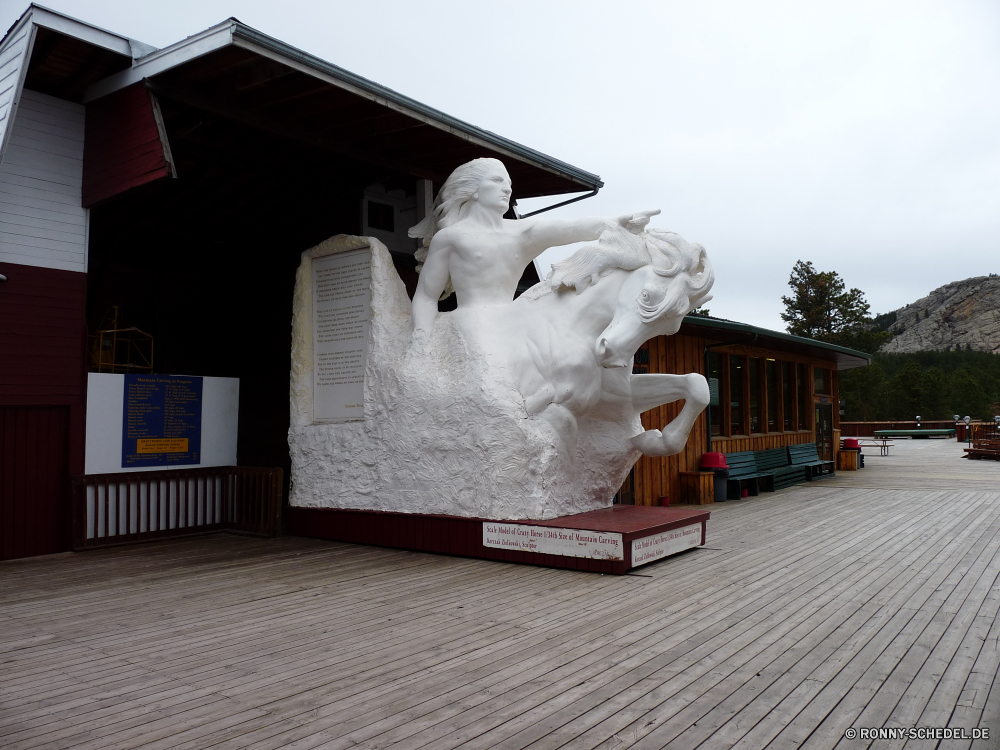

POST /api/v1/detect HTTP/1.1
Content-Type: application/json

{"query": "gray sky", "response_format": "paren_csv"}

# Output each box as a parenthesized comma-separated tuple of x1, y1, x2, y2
(5, 0, 999, 331)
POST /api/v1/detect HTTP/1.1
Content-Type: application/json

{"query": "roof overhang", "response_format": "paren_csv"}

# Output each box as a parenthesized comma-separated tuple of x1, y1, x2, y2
(680, 316, 873, 370)
(2, 5, 602, 199)
(5, 4, 133, 59)
(75, 18, 601, 198)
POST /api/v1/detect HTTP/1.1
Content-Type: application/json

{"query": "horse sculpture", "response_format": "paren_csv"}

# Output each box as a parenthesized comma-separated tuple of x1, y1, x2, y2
(508, 226, 713, 458)
(288, 226, 715, 519)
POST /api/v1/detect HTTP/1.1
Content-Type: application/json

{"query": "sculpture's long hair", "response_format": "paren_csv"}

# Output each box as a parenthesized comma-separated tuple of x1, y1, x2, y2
(407, 158, 507, 249)
(406, 158, 507, 298)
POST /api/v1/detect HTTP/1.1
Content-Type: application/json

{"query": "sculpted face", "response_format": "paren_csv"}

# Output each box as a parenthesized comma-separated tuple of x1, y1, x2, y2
(475, 163, 512, 214)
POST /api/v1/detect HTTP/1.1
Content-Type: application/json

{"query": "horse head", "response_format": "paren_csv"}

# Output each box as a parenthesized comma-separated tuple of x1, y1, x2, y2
(593, 229, 714, 368)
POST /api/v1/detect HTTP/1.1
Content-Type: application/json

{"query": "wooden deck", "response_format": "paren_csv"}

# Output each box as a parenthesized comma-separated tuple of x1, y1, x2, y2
(2, 440, 999, 749)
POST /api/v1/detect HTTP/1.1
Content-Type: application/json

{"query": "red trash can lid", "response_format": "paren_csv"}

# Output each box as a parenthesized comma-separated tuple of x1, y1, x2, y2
(700, 452, 728, 469)
(844, 438, 859, 449)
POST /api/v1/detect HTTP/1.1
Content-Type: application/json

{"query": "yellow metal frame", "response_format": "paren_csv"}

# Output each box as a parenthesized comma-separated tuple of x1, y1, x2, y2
(88, 306, 154, 374)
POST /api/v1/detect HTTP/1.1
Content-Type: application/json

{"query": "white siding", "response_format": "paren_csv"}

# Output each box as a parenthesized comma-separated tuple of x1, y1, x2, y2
(0, 89, 88, 273)
(0, 21, 32, 163)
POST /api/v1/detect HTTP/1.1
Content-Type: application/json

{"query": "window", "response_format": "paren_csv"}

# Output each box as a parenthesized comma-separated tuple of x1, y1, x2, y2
(766, 358, 778, 431)
(730, 356, 743, 435)
(749, 357, 761, 433)
(709, 353, 813, 437)
(813, 367, 830, 395)
(708, 351, 723, 437)
(367, 201, 395, 232)
(782, 361, 794, 430)
(797, 363, 809, 430)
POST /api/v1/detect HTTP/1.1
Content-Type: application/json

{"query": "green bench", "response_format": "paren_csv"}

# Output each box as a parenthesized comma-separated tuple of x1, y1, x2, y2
(788, 443, 835, 480)
(754, 448, 810, 490)
(723, 451, 772, 500)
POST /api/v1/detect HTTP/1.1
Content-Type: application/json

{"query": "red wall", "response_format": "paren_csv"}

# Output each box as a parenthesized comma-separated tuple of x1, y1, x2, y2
(0, 406, 70, 560)
(83, 82, 171, 207)
(0, 262, 87, 556)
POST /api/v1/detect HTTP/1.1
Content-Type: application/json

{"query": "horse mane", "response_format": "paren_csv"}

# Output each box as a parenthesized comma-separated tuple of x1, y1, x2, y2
(522, 227, 705, 303)
(547, 226, 647, 292)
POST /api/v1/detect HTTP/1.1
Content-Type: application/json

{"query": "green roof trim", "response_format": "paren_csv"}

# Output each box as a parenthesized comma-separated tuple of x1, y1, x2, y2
(681, 315, 873, 369)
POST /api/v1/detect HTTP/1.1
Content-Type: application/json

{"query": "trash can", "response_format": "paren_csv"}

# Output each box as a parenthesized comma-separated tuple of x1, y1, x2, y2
(842, 438, 864, 469)
(700, 452, 729, 503)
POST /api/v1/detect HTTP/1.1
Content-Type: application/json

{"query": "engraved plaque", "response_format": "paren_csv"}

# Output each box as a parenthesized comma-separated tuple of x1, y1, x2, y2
(312, 249, 371, 422)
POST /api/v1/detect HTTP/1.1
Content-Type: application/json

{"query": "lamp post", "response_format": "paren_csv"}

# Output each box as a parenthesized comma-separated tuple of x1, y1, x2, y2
(915, 415, 921, 429)
(965, 415, 972, 444)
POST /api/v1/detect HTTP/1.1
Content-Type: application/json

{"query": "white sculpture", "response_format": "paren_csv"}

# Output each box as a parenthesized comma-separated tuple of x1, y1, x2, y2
(288, 159, 714, 520)
(408, 158, 658, 339)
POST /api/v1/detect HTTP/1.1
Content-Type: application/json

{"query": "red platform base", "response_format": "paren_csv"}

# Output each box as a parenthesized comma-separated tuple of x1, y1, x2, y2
(287, 505, 709, 575)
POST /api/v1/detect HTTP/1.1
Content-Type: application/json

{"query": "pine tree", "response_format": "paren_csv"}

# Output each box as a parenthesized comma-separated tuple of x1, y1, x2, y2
(780, 261, 885, 352)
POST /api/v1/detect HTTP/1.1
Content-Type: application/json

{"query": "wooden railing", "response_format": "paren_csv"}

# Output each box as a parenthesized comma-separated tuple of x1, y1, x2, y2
(72, 466, 282, 551)
(971, 423, 1000, 442)
(841, 420, 961, 437)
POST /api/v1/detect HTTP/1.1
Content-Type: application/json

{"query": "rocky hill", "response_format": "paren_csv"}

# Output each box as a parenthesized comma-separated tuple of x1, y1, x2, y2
(879, 275, 1000, 354)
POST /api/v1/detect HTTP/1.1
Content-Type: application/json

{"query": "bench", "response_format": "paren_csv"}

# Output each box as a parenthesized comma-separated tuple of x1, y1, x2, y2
(723, 451, 772, 500)
(788, 443, 835, 480)
(964, 441, 1000, 461)
(754, 448, 809, 490)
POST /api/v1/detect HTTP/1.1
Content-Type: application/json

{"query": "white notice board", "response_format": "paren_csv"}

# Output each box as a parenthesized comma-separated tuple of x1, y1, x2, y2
(312, 249, 371, 422)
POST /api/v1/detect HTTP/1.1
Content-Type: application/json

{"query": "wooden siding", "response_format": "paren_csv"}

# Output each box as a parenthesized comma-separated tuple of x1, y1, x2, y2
(633, 332, 708, 507)
(0, 18, 32, 166)
(710, 432, 815, 454)
(0, 261, 87, 404)
(82, 82, 173, 207)
(632, 332, 843, 506)
(0, 88, 87, 272)
(0, 405, 71, 560)
(0, 261, 87, 497)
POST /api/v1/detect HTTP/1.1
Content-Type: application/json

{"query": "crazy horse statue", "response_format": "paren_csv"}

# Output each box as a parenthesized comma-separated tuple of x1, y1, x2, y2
(288, 159, 714, 520)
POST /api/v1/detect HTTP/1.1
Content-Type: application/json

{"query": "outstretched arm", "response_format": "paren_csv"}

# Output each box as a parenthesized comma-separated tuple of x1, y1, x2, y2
(518, 209, 660, 263)
(411, 242, 451, 338)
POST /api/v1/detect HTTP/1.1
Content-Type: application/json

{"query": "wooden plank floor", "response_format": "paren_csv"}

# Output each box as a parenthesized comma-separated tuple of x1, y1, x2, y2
(2, 439, 999, 749)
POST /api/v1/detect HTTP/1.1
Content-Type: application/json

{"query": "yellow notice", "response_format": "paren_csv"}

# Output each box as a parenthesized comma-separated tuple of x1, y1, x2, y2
(136, 438, 189, 454)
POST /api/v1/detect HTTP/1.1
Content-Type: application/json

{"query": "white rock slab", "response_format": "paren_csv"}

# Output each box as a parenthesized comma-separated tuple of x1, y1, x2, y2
(288, 232, 710, 521)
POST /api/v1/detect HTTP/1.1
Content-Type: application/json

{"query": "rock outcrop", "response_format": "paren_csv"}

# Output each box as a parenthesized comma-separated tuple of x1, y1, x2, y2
(880, 275, 1000, 354)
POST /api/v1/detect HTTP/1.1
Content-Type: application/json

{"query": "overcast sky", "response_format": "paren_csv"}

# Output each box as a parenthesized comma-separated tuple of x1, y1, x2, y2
(5, 0, 998, 331)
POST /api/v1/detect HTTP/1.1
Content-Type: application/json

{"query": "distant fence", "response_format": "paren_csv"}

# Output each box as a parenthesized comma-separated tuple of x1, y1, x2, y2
(841, 421, 962, 437)
(72, 466, 283, 551)
(971, 423, 1000, 442)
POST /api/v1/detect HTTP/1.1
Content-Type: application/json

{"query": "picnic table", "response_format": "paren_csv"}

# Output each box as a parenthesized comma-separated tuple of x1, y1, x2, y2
(853, 438, 894, 456)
